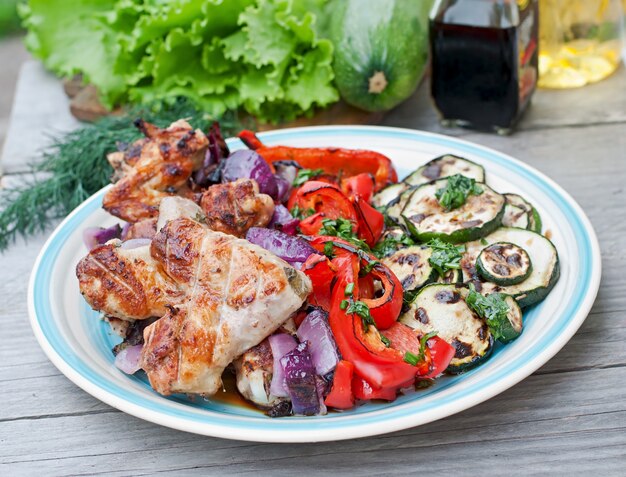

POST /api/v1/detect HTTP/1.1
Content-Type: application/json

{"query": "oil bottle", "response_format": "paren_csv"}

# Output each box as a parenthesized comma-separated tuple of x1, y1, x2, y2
(538, 0, 624, 88)
(430, 0, 539, 134)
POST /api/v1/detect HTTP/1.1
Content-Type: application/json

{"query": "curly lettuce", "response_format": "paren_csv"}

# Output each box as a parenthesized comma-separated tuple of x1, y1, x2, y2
(19, 0, 339, 123)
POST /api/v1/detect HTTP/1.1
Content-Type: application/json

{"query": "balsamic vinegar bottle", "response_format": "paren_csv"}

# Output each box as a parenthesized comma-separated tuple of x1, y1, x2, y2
(430, 0, 539, 134)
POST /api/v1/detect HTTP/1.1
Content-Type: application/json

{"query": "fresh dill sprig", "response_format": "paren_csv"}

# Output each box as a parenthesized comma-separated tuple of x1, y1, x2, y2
(0, 98, 246, 251)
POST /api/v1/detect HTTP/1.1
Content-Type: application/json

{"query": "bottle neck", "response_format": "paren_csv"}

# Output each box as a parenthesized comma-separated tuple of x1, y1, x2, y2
(433, 0, 521, 28)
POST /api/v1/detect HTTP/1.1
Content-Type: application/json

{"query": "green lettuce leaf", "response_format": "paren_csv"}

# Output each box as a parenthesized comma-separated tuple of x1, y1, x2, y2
(20, 0, 339, 123)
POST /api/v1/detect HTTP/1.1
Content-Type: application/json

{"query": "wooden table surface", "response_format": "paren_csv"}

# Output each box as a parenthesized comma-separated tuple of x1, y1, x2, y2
(1, 62, 625, 476)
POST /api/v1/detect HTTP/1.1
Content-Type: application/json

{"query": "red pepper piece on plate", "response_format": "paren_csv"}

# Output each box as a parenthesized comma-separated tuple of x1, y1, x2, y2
(352, 195, 385, 248)
(237, 131, 397, 191)
(324, 360, 355, 409)
(341, 173, 375, 202)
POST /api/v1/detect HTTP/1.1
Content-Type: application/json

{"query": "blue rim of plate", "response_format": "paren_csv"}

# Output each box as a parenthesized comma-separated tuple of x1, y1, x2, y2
(28, 126, 601, 442)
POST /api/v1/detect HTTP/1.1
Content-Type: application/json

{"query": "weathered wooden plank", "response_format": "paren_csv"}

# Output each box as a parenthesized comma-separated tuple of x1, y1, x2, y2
(1, 367, 624, 476)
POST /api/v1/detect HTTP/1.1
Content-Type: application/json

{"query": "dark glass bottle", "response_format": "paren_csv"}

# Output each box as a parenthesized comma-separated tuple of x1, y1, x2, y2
(430, 0, 539, 134)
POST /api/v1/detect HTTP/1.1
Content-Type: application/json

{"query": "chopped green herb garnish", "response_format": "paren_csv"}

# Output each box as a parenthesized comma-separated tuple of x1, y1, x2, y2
(293, 168, 325, 187)
(415, 378, 435, 389)
(418, 331, 438, 362)
(403, 351, 420, 366)
(344, 282, 355, 296)
(403, 331, 438, 366)
(435, 174, 483, 211)
(427, 238, 465, 278)
(466, 284, 511, 342)
(323, 241, 335, 259)
(346, 300, 376, 330)
(290, 205, 315, 220)
(339, 299, 349, 310)
(360, 259, 380, 276)
(380, 334, 391, 347)
(372, 232, 415, 258)
(319, 218, 370, 251)
(480, 238, 489, 246)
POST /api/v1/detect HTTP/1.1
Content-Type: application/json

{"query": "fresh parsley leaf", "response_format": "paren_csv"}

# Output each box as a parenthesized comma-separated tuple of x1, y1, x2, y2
(466, 284, 511, 342)
(404, 331, 438, 366)
(293, 168, 325, 187)
(427, 238, 465, 278)
(323, 241, 335, 259)
(290, 205, 315, 220)
(360, 259, 380, 276)
(372, 232, 415, 258)
(319, 218, 370, 251)
(417, 331, 438, 362)
(344, 282, 355, 296)
(435, 174, 483, 211)
(380, 334, 391, 347)
(403, 351, 420, 366)
(346, 300, 376, 330)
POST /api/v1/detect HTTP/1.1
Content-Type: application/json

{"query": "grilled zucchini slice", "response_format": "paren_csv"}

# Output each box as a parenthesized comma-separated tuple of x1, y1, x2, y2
(401, 179, 505, 243)
(372, 183, 408, 209)
(502, 203, 530, 229)
(400, 284, 493, 373)
(461, 228, 559, 308)
(385, 185, 418, 226)
(476, 242, 532, 285)
(404, 155, 485, 186)
(437, 268, 463, 284)
(382, 246, 436, 301)
(504, 193, 542, 233)
(496, 295, 523, 343)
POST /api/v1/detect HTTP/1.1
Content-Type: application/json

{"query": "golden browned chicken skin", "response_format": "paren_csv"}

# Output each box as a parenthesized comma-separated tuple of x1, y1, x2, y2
(102, 119, 208, 223)
(141, 218, 310, 395)
(77, 217, 311, 396)
(199, 178, 274, 237)
(76, 241, 184, 320)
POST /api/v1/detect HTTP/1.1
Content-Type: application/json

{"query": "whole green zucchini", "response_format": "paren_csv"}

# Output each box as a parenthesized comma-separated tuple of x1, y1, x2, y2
(329, 0, 432, 112)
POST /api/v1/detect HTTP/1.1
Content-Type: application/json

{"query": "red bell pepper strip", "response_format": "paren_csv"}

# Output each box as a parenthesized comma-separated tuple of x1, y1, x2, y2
(237, 130, 398, 191)
(352, 376, 399, 401)
(291, 181, 358, 236)
(352, 195, 385, 248)
(422, 336, 456, 379)
(341, 173, 375, 202)
(360, 266, 402, 330)
(307, 236, 402, 330)
(324, 360, 355, 409)
(238, 130, 264, 150)
(302, 253, 336, 311)
(298, 212, 327, 236)
(328, 255, 420, 389)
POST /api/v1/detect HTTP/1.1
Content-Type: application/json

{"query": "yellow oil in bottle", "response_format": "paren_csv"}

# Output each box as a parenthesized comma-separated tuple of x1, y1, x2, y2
(538, 0, 624, 88)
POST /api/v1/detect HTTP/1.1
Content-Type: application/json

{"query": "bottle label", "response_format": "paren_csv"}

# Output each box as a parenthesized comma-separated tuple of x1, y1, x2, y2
(518, 1, 538, 105)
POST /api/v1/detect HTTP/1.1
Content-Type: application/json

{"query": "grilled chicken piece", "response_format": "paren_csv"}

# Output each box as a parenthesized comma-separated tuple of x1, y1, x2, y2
(76, 241, 184, 321)
(156, 196, 205, 232)
(102, 119, 208, 223)
(199, 179, 274, 237)
(123, 218, 157, 240)
(139, 218, 311, 395)
(233, 339, 286, 409)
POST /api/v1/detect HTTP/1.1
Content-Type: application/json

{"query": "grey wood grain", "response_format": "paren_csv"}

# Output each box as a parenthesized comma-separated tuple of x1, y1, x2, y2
(1, 62, 625, 476)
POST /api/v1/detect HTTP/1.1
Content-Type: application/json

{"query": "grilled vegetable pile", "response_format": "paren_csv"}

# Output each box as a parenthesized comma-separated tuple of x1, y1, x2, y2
(78, 121, 559, 417)
(224, 132, 559, 415)
(373, 154, 560, 375)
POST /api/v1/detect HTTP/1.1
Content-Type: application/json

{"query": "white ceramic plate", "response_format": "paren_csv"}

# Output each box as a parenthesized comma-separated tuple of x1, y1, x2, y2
(28, 126, 601, 442)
